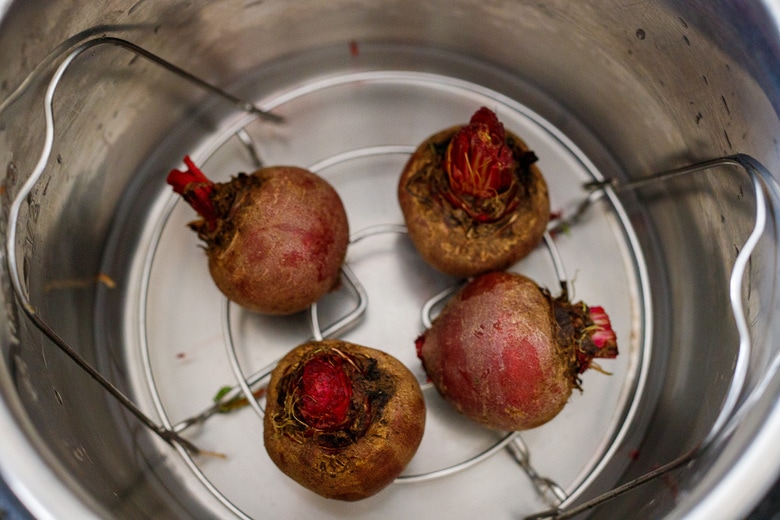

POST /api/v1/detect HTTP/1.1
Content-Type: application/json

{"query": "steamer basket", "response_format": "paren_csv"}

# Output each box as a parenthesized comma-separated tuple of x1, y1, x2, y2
(1, 1, 780, 519)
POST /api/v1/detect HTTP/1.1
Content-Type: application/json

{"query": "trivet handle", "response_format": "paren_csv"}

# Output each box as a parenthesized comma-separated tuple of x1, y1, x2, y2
(4, 35, 283, 457)
(528, 154, 780, 519)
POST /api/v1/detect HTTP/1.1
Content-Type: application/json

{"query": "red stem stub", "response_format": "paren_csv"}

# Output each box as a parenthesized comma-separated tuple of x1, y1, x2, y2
(552, 294, 619, 379)
(588, 305, 618, 350)
(167, 156, 218, 230)
(272, 345, 396, 450)
(297, 355, 354, 431)
(440, 107, 536, 223)
(445, 107, 517, 198)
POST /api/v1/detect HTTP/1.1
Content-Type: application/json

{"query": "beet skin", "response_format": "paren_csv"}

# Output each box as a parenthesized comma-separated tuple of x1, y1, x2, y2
(416, 271, 618, 431)
(264, 340, 426, 501)
(168, 157, 349, 315)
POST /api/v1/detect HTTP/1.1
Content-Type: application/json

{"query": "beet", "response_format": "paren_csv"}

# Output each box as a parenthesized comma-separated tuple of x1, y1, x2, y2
(264, 340, 426, 501)
(398, 107, 549, 278)
(416, 271, 618, 431)
(167, 157, 349, 315)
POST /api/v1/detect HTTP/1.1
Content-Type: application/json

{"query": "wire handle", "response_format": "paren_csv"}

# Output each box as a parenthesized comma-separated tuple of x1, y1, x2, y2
(528, 154, 780, 519)
(4, 35, 283, 456)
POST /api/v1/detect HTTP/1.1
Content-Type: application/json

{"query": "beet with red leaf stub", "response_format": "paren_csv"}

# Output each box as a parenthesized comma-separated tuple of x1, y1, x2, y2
(416, 271, 618, 431)
(167, 156, 349, 315)
(398, 107, 550, 278)
(264, 340, 426, 501)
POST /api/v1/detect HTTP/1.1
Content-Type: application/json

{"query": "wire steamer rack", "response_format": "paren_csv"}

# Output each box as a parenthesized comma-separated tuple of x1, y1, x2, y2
(5, 36, 780, 519)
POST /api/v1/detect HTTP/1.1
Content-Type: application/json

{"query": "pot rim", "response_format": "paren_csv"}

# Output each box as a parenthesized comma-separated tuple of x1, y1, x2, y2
(0, 1, 779, 519)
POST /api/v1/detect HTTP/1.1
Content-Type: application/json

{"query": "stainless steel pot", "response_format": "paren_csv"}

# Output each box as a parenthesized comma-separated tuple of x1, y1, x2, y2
(0, 1, 780, 518)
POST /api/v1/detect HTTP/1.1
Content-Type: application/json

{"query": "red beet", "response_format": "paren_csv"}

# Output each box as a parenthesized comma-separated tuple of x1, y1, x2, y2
(416, 271, 618, 431)
(398, 107, 550, 278)
(167, 157, 349, 315)
(264, 340, 426, 501)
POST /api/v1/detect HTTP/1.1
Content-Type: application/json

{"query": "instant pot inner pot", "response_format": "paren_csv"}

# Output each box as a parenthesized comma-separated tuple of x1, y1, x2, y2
(2, 1, 780, 519)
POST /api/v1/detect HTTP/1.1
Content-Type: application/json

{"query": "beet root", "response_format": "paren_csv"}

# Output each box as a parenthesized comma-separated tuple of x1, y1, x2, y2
(264, 340, 426, 501)
(398, 107, 550, 278)
(416, 271, 618, 431)
(167, 157, 349, 315)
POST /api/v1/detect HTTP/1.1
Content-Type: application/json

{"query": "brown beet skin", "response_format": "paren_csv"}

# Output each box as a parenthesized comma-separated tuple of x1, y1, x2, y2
(169, 160, 349, 315)
(264, 340, 426, 501)
(416, 272, 618, 431)
(398, 108, 549, 278)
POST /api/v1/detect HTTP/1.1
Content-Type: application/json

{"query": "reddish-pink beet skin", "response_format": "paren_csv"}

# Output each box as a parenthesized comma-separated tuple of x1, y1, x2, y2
(417, 271, 618, 431)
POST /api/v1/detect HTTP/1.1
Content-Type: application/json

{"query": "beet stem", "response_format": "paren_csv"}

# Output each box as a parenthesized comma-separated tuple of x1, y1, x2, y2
(441, 107, 520, 222)
(552, 294, 618, 377)
(588, 305, 618, 355)
(167, 156, 218, 229)
(297, 355, 353, 431)
(444, 107, 516, 198)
